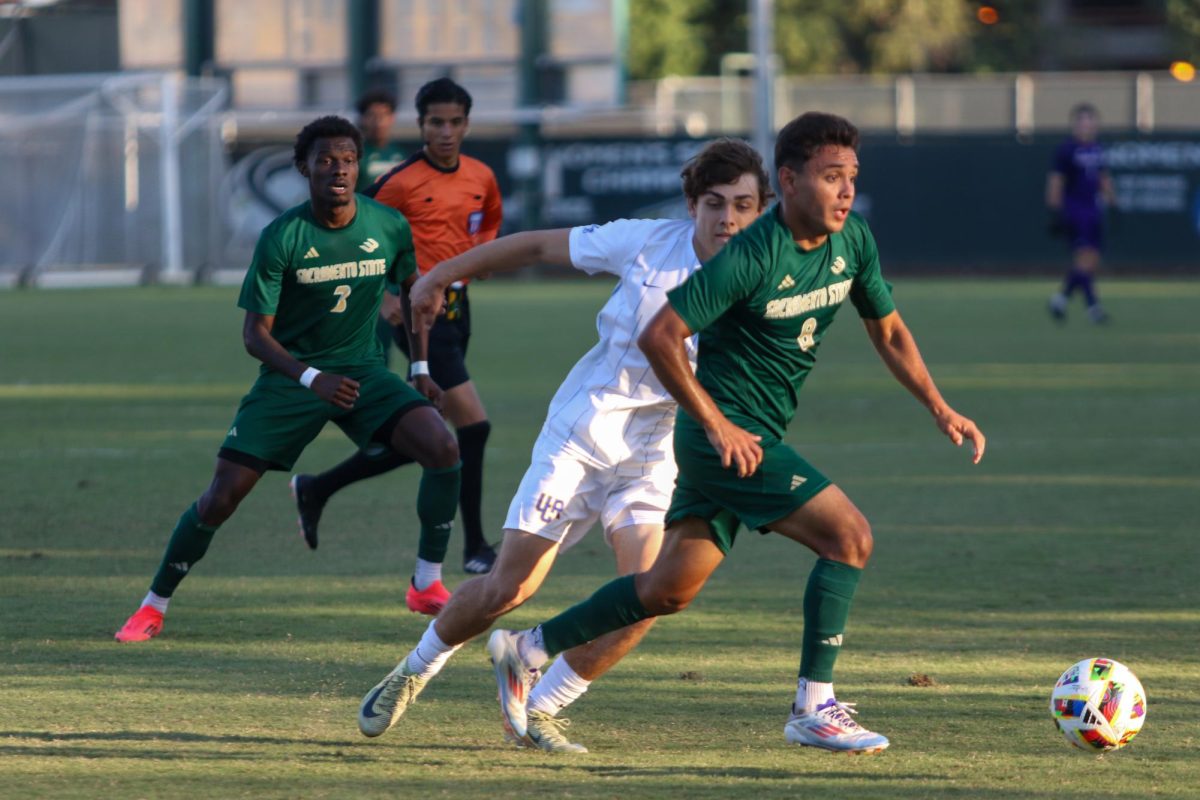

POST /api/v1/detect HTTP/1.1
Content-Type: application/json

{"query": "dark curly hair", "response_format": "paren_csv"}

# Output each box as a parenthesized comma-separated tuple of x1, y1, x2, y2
(293, 115, 363, 170)
(415, 77, 472, 121)
(681, 138, 771, 206)
(775, 112, 859, 172)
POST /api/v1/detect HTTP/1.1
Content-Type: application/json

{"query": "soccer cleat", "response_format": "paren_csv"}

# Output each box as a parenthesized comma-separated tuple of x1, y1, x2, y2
(488, 629, 540, 742)
(1047, 293, 1067, 323)
(358, 660, 430, 737)
(784, 699, 890, 754)
(463, 542, 498, 575)
(289, 474, 325, 550)
(1088, 304, 1110, 325)
(405, 579, 451, 616)
(114, 605, 164, 643)
(520, 710, 589, 753)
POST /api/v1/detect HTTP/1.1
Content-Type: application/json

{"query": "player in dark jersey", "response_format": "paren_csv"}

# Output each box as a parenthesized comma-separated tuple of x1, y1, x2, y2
(1047, 103, 1115, 324)
(114, 116, 462, 643)
(292, 79, 502, 576)
(487, 112, 986, 754)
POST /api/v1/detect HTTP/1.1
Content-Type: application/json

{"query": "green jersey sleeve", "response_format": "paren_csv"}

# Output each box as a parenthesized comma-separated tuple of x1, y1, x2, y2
(847, 217, 895, 320)
(238, 222, 289, 315)
(667, 237, 762, 334)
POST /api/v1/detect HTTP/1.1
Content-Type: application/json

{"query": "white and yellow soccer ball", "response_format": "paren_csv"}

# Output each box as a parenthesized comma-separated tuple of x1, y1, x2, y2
(1050, 657, 1147, 751)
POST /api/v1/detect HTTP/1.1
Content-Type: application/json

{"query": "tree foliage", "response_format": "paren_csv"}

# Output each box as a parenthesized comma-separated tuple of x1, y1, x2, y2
(627, 0, 1046, 78)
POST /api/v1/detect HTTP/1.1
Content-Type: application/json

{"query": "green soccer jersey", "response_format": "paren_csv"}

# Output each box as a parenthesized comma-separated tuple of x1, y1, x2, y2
(237, 196, 416, 372)
(357, 142, 405, 191)
(667, 206, 895, 441)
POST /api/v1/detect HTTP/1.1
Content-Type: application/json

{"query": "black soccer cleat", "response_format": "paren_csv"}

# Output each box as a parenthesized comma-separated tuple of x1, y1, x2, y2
(463, 542, 497, 574)
(289, 474, 325, 550)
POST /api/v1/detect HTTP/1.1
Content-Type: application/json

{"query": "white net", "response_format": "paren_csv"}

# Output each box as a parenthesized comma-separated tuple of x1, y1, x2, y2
(0, 73, 229, 287)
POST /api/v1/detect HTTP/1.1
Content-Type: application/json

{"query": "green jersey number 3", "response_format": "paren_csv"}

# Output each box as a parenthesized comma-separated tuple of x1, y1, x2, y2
(331, 284, 351, 313)
(797, 317, 818, 352)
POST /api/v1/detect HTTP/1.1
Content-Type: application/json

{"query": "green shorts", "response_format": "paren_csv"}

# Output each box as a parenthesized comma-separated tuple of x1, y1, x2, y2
(665, 418, 831, 554)
(219, 365, 429, 471)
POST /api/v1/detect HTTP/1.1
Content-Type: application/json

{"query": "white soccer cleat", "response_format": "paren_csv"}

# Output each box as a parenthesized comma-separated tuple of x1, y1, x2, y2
(358, 661, 429, 738)
(784, 699, 890, 754)
(488, 629, 540, 742)
(503, 710, 589, 754)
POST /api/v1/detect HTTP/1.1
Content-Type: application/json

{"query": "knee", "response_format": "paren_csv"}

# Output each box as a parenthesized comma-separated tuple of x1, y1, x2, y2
(640, 585, 695, 617)
(196, 484, 242, 525)
(831, 514, 873, 568)
(415, 428, 460, 470)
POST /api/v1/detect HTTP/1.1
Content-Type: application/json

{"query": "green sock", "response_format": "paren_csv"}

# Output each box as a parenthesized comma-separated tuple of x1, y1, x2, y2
(149, 502, 219, 597)
(416, 462, 461, 563)
(799, 558, 862, 683)
(540, 574, 651, 657)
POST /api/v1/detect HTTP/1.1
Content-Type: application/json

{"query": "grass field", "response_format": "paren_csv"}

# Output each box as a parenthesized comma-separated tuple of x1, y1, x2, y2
(1, 278, 1198, 799)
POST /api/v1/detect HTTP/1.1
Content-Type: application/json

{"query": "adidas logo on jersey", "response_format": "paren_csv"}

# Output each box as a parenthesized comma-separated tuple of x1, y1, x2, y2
(303, 247, 320, 259)
(831, 256, 847, 275)
(227, 426, 237, 437)
(777, 274, 796, 291)
(169, 562, 189, 573)
(819, 634, 843, 646)
(359, 238, 380, 253)
(790, 474, 807, 491)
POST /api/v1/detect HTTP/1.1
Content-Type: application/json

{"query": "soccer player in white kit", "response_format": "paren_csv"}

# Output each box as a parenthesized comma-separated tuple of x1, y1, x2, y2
(356, 138, 770, 752)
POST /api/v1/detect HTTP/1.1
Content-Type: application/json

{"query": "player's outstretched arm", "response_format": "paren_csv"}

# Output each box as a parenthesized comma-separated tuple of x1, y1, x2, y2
(242, 312, 360, 409)
(398, 273, 443, 409)
(862, 310, 985, 464)
(409, 229, 573, 332)
(639, 305, 763, 477)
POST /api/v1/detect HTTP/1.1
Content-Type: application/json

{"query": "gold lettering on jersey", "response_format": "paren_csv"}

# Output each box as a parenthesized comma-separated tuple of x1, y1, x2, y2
(296, 258, 388, 285)
(763, 278, 853, 319)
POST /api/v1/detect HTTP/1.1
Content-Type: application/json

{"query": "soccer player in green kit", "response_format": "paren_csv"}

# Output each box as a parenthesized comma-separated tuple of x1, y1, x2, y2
(114, 116, 461, 642)
(488, 112, 986, 753)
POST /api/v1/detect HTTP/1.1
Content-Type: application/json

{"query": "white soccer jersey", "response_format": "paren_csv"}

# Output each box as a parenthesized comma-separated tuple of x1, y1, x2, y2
(505, 218, 701, 550)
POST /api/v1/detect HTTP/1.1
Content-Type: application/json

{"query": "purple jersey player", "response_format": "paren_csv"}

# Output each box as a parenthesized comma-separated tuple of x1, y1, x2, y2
(1046, 103, 1116, 324)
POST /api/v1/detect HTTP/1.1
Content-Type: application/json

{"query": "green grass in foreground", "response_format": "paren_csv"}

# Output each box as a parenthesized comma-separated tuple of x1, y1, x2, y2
(1, 278, 1198, 799)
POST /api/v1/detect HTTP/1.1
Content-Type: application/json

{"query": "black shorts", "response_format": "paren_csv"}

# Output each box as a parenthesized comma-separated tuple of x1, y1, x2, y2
(394, 284, 471, 390)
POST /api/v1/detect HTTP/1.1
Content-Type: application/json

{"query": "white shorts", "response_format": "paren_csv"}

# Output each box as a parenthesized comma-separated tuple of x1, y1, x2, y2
(503, 434, 678, 553)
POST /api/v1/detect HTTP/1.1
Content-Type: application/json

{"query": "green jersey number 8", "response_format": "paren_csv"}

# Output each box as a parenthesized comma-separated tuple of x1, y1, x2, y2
(331, 284, 351, 313)
(796, 317, 817, 352)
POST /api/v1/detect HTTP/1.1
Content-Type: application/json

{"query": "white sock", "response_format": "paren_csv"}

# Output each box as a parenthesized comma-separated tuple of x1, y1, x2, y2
(517, 626, 550, 669)
(528, 654, 591, 716)
(796, 677, 835, 713)
(141, 591, 169, 614)
(412, 558, 443, 590)
(404, 620, 462, 679)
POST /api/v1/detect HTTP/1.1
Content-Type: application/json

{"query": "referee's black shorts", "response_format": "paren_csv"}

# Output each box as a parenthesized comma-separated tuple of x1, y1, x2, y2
(393, 284, 472, 390)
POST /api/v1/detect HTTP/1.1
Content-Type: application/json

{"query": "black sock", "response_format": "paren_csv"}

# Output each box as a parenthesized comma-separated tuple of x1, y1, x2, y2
(308, 447, 414, 501)
(456, 420, 491, 553)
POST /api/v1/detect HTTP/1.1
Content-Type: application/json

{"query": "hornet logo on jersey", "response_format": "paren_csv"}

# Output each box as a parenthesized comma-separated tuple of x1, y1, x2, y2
(467, 210, 483, 235)
(831, 256, 847, 275)
(359, 238, 380, 253)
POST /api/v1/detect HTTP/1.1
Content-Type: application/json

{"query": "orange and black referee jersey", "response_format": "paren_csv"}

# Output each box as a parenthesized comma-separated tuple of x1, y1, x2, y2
(365, 151, 503, 277)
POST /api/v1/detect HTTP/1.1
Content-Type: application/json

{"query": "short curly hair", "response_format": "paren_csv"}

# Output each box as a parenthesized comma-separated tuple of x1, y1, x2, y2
(681, 138, 771, 206)
(293, 115, 363, 170)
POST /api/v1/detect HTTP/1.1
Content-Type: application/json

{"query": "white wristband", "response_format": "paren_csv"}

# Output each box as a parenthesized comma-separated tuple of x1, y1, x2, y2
(409, 360, 430, 378)
(299, 367, 321, 388)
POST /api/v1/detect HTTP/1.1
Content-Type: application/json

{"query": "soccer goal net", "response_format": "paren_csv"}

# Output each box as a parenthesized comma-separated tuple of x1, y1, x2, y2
(0, 73, 229, 288)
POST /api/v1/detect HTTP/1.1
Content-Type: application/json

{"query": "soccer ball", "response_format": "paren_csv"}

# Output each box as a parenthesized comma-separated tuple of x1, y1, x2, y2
(1050, 657, 1147, 751)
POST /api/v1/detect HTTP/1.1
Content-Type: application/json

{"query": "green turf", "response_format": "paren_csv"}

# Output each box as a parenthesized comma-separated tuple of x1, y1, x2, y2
(1, 279, 1197, 799)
